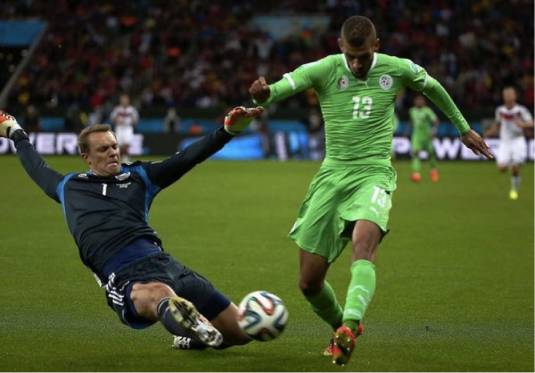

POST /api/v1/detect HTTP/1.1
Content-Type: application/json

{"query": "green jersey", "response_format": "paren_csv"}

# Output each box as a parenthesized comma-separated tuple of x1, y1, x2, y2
(409, 106, 438, 137)
(259, 53, 470, 164)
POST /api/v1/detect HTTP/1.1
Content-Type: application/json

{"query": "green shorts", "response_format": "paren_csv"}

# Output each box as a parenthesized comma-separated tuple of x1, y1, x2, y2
(288, 162, 397, 263)
(411, 135, 433, 153)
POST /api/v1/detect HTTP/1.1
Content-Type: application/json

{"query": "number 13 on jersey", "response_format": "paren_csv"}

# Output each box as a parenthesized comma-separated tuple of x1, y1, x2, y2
(371, 185, 387, 208)
(352, 96, 373, 119)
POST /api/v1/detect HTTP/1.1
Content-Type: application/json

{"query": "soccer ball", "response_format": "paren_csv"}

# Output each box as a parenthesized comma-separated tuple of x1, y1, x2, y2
(237, 291, 289, 342)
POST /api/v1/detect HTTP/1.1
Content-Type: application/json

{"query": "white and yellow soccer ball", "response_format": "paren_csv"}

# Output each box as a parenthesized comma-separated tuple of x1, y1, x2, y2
(237, 291, 289, 342)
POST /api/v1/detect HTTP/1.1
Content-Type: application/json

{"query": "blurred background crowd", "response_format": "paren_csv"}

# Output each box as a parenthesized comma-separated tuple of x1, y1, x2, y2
(1, 0, 533, 119)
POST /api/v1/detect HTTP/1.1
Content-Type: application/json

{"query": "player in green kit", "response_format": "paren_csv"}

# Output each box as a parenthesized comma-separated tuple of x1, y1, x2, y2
(409, 94, 440, 182)
(249, 16, 492, 366)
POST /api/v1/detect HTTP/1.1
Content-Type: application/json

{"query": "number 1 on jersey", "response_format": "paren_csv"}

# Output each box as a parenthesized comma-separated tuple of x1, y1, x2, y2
(352, 96, 373, 119)
(102, 183, 108, 196)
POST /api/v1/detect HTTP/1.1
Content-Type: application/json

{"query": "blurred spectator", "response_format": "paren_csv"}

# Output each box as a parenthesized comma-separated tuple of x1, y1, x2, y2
(163, 107, 181, 133)
(249, 109, 272, 159)
(21, 104, 42, 133)
(64, 103, 86, 134)
(254, 33, 274, 60)
(302, 107, 325, 160)
(0, 0, 533, 113)
(88, 105, 105, 126)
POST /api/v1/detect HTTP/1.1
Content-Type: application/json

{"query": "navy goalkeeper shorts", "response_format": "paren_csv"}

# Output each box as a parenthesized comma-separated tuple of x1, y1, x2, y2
(104, 252, 231, 329)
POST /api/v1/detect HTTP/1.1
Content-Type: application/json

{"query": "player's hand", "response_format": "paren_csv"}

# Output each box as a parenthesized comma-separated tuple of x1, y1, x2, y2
(249, 77, 271, 103)
(514, 120, 524, 128)
(0, 110, 23, 138)
(461, 129, 493, 159)
(224, 106, 264, 135)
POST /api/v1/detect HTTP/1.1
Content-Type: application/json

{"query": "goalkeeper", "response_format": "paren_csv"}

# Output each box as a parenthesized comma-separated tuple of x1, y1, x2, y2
(250, 15, 493, 366)
(0, 107, 263, 350)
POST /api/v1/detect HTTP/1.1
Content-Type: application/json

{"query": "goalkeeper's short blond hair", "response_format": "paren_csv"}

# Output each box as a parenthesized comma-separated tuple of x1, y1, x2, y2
(78, 124, 116, 154)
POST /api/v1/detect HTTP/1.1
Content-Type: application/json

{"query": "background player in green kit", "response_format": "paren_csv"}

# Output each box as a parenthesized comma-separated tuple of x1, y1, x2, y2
(409, 94, 440, 182)
(249, 15, 493, 366)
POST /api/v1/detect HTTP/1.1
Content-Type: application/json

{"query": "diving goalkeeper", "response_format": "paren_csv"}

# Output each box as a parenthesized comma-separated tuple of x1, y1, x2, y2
(0, 106, 263, 350)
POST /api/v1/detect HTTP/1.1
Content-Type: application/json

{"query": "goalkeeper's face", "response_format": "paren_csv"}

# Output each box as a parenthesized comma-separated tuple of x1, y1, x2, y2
(81, 131, 121, 176)
(338, 34, 379, 79)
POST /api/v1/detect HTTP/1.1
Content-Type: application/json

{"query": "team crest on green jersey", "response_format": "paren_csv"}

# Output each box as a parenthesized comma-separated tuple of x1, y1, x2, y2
(379, 74, 393, 90)
(337, 75, 349, 90)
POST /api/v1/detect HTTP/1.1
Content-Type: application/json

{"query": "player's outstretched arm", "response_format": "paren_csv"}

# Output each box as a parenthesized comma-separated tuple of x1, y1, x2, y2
(422, 78, 493, 159)
(0, 110, 64, 202)
(147, 106, 264, 189)
(516, 118, 534, 129)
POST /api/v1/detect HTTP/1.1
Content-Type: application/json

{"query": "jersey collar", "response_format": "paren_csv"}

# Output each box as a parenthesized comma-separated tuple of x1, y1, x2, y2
(368, 52, 378, 73)
(341, 52, 378, 78)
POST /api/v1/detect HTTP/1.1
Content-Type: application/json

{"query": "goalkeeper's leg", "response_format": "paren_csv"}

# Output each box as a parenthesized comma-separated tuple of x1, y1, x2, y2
(167, 296, 223, 347)
(129, 282, 223, 347)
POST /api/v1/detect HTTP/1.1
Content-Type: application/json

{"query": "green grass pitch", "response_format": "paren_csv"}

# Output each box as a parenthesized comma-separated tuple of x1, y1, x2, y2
(0, 156, 533, 372)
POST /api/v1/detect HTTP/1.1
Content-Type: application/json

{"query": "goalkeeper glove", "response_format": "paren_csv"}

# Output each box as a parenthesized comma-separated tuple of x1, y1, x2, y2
(0, 110, 24, 139)
(224, 106, 264, 135)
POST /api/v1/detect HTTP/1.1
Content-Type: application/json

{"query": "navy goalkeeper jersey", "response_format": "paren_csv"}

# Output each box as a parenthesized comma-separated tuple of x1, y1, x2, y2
(57, 163, 163, 279)
(13, 127, 233, 282)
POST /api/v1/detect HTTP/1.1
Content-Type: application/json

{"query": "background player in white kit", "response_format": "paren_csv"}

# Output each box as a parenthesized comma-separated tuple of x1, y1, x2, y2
(110, 94, 139, 162)
(485, 86, 534, 200)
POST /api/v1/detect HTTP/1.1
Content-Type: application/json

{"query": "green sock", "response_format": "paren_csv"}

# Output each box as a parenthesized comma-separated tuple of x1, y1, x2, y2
(305, 281, 343, 330)
(343, 260, 376, 332)
(429, 148, 437, 168)
(412, 155, 421, 173)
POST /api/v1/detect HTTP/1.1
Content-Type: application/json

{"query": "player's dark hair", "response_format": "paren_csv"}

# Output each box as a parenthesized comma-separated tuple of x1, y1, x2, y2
(341, 16, 376, 47)
(78, 124, 115, 153)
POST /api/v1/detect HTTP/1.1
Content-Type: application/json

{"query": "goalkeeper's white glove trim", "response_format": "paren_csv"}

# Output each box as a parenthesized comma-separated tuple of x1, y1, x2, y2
(0, 110, 23, 139)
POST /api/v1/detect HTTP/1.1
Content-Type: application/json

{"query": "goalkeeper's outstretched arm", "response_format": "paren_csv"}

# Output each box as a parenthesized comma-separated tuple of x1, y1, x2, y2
(1, 111, 63, 202)
(146, 106, 263, 189)
(146, 126, 234, 189)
